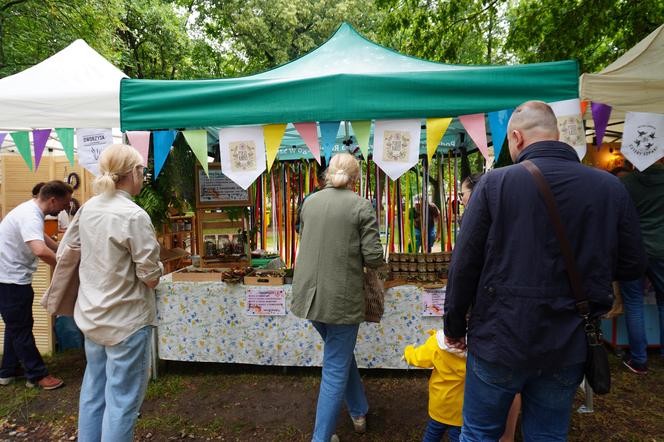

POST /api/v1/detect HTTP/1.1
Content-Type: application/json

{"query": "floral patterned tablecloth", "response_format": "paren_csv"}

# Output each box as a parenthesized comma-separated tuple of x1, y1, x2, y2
(156, 276, 443, 369)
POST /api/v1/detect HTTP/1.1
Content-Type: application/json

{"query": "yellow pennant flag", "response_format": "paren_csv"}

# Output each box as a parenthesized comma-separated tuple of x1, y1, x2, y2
(264, 123, 287, 171)
(426, 118, 452, 162)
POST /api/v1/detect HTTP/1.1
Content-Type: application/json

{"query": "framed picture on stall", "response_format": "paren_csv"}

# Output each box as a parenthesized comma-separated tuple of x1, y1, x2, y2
(195, 163, 252, 208)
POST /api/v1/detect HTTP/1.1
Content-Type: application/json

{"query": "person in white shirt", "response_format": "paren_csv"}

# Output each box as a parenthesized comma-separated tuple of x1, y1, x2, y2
(59, 144, 162, 442)
(0, 181, 73, 390)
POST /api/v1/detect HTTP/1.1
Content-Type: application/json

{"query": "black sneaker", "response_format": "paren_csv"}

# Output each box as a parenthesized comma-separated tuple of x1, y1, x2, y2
(623, 358, 648, 375)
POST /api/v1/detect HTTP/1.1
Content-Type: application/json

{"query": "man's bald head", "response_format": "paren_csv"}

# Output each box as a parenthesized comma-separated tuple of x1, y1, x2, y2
(506, 101, 560, 161)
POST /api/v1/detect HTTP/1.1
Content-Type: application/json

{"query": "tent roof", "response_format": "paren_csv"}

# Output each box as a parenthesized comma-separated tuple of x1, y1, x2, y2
(580, 24, 664, 118)
(0, 40, 127, 131)
(121, 23, 579, 131)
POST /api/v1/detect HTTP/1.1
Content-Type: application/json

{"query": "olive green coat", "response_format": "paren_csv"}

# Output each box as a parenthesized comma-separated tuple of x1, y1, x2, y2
(291, 186, 384, 324)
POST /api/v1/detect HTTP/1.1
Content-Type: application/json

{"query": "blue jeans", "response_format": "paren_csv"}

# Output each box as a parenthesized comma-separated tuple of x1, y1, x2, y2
(415, 227, 437, 253)
(311, 321, 368, 442)
(461, 353, 583, 442)
(78, 326, 152, 442)
(423, 417, 461, 442)
(0, 283, 48, 382)
(620, 257, 664, 364)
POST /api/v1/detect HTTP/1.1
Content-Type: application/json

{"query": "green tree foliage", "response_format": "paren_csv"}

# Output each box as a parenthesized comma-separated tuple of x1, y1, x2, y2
(505, 0, 664, 72)
(188, 0, 382, 75)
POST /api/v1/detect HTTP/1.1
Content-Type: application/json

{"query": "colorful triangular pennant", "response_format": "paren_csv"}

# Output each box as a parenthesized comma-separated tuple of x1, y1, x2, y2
(319, 121, 341, 164)
(55, 128, 75, 166)
(182, 130, 209, 177)
(294, 122, 321, 164)
(426, 118, 452, 162)
(350, 120, 371, 160)
(264, 124, 287, 171)
(487, 109, 513, 162)
(11, 131, 32, 171)
(32, 129, 51, 171)
(152, 130, 177, 179)
(459, 114, 489, 161)
(0, 133, 6, 149)
(591, 102, 612, 148)
(126, 131, 151, 166)
(580, 100, 589, 116)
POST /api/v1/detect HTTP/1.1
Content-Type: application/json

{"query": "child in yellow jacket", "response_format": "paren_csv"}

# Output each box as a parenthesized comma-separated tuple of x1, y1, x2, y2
(404, 329, 466, 442)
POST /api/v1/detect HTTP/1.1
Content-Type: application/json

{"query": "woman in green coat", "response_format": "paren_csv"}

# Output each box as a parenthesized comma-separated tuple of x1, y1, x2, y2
(292, 152, 384, 442)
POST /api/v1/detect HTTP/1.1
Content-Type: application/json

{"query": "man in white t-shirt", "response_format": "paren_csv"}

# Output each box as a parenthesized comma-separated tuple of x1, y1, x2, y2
(0, 180, 72, 390)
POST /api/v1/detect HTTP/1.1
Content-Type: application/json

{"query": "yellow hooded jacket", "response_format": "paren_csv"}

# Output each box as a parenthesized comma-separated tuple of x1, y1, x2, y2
(403, 330, 466, 426)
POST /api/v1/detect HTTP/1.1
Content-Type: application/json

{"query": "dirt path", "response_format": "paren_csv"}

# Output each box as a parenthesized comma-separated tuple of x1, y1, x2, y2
(0, 350, 663, 441)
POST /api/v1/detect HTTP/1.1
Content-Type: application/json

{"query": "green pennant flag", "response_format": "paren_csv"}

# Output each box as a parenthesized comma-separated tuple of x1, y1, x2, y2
(350, 120, 371, 160)
(55, 128, 75, 166)
(182, 129, 209, 176)
(11, 131, 32, 171)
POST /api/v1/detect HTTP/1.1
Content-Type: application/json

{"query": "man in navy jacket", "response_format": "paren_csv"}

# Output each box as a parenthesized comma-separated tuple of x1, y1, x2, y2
(443, 101, 646, 441)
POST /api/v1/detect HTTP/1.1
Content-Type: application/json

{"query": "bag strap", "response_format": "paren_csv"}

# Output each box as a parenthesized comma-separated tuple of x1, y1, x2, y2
(521, 160, 590, 317)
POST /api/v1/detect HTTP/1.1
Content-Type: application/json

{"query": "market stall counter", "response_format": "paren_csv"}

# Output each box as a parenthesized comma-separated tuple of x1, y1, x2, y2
(155, 272, 445, 369)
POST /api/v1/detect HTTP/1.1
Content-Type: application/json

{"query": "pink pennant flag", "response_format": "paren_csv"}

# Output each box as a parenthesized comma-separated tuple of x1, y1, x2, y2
(459, 113, 489, 161)
(32, 129, 51, 171)
(126, 131, 151, 166)
(294, 122, 321, 164)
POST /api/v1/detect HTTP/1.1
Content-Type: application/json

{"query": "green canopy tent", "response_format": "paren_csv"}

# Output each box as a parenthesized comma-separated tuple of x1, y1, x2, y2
(120, 23, 579, 132)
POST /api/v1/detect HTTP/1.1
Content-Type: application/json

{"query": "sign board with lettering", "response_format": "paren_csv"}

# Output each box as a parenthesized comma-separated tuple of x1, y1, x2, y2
(195, 163, 251, 208)
(246, 287, 286, 316)
(76, 128, 113, 176)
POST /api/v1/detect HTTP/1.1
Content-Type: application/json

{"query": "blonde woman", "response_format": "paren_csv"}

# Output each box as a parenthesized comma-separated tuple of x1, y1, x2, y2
(292, 152, 384, 442)
(59, 144, 162, 442)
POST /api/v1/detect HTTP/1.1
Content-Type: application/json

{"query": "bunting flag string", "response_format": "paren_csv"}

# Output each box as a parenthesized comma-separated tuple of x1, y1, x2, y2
(459, 113, 489, 162)
(55, 128, 75, 166)
(319, 121, 341, 164)
(11, 131, 32, 171)
(152, 130, 177, 179)
(487, 109, 513, 162)
(32, 129, 51, 171)
(182, 130, 209, 177)
(591, 102, 612, 148)
(426, 118, 452, 163)
(126, 131, 151, 166)
(350, 120, 371, 160)
(294, 122, 321, 164)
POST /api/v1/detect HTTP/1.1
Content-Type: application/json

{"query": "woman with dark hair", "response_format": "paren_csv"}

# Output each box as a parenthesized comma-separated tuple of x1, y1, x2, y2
(459, 173, 484, 207)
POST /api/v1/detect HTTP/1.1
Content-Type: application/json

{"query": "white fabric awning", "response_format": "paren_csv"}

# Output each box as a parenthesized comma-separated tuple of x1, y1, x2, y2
(580, 24, 664, 119)
(0, 40, 126, 131)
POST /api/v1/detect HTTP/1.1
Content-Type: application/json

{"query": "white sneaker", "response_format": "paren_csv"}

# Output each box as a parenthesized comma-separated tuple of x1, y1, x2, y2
(0, 376, 16, 386)
(330, 435, 340, 442)
(351, 415, 366, 433)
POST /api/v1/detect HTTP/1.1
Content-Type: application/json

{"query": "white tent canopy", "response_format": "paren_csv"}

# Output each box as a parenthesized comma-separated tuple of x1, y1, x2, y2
(580, 24, 664, 119)
(0, 40, 126, 131)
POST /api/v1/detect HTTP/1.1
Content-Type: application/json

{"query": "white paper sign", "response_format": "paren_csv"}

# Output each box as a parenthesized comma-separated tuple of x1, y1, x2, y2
(549, 99, 586, 160)
(373, 119, 421, 180)
(76, 128, 113, 176)
(218, 126, 266, 190)
(621, 111, 664, 171)
(246, 287, 286, 316)
(422, 287, 445, 317)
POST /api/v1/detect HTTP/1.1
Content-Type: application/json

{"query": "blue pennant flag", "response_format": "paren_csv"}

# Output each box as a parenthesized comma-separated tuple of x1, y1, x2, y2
(153, 130, 177, 178)
(488, 109, 513, 161)
(319, 121, 341, 164)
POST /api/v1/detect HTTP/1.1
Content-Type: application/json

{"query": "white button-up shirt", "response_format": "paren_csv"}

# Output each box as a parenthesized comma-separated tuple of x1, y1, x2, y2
(59, 190, 162, 346)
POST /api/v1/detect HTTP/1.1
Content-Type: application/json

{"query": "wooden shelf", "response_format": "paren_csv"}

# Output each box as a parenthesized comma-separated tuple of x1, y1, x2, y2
(159, 214, 197, 274)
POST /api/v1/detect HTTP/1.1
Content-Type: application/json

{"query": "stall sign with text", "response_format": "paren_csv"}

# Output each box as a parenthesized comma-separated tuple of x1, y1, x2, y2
(422, 287, 445, 317)
(246, 287, 286, 316)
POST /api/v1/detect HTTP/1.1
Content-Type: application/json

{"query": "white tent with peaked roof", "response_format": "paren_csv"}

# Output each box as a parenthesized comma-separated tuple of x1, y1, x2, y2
(581, 24, 664, 119)
(0, 39, 126, 131)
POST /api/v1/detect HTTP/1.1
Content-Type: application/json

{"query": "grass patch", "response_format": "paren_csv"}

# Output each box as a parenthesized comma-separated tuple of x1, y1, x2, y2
(144, 374, 185, 400)
(0, 385, 39, 420)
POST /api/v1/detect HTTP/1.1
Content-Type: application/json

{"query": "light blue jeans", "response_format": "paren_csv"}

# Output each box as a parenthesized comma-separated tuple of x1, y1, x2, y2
(620, 257, 664, 365)
(78, 326, 152, 442)
(461, 353, 583, 442)
(311, 321, 369, 442)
